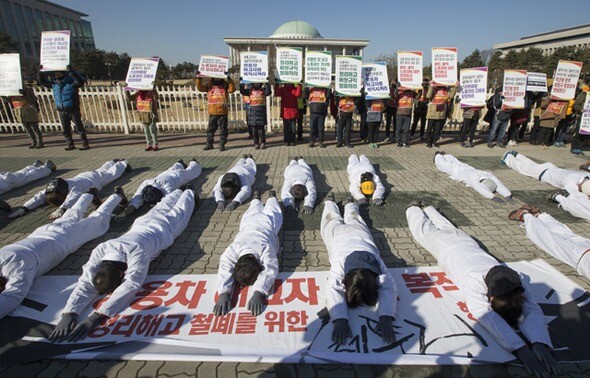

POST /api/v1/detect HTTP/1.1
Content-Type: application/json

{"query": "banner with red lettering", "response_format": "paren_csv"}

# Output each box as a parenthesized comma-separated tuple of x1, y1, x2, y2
(551, 60, 583, 101)
(432, 47, 458, 86)
(502, 70, 527, 109)
(198, 55, 230, 79)
(397, 51, 423, 89)
(4, 260, 589, 366)
(459, 67, 488, 108)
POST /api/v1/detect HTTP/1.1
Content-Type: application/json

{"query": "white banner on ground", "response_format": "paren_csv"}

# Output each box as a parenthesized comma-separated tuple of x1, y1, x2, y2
(460, 67, 488, 108)
(432, 47, 458, 86)
(397, 51, 423, 89)
(526, 72, 548, 92)
(580, 93, 590, 135)
(124, 57, 159, 91)
(551, 60, 583, 101)
(198, 55, 230, 79)
(362, 62, 390, 99)
(240, 52, 268, 83)
(40, 30, 70, 72)
(502, 69, 528, 109)
(335, 55, 362, 97)
(305, 51, 332, 88)
(276, 47, 302, 84)
(0, 53, 22, 96)
(10, 260, 587, 365)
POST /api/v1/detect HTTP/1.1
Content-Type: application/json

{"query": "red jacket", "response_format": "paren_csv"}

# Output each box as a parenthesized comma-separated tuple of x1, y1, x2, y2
(274, 84, 302, 119)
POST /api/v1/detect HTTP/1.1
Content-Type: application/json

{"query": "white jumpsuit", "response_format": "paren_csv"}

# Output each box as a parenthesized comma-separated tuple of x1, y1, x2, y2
(213, 157, 257, 204)
(281, 158, 317, 209)
(347, 155, 385, 201)
(0, 162, 52, 195)
(216, 197, 283, 296)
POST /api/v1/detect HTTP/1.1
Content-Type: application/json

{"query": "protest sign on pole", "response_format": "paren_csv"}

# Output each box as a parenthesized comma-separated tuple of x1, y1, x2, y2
(362, 62, 390, 99)
(305, 51, 332, 88)
(335, 55, 362, 97)
(240, 52, 268, 83)
(459, 67, 488, 108)
(124, 57, 160, 91)
(40, 30, 70, 72)
(397, 51, 423, 89)
(276, 47, 302, 83)
(502, 69, 527, 109)
(580, 93, 590, 135)
(551, 60, 583, 100)
(0, 53, 22, 96)
(526, 72, 548, 92)
(198, 55, 230, 79)
(431, 47, 458, 86)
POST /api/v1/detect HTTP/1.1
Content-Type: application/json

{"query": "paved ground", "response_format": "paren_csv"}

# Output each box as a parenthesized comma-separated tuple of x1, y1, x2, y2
(0, 129, 589, 378)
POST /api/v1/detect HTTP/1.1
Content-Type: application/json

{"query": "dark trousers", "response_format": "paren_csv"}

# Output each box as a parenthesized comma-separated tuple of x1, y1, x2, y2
(283, 118, 296, 143)
(530, 116, 541, 143)
(359, 112, 367, 140)
(367, 122, 380, 143)
(337, 115, 352, 145)
(59, 109, 87, 145)
(207, 115, 228, 146)
(537, 127, 554, 146)
(426, 118, 444, 145)
(555, 119, 568, 143)
(296, 112, 304, 140)
(252, 125, 266, 145)
(571, 118, 583, 151)
(396, 115, 411, 144)
(411, 112, 427, 137)
(460, 118, 478, 143)
(507, 122, 526, 141)
(385, 108, 396, 139)
(23, 122, 43, 145)
(310, 113, 326, 142)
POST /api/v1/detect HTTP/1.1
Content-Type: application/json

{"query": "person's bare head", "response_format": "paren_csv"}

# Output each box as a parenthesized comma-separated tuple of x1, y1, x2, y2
(233, 254, 262, 287)
(485, 266, 525, 327)
(290, 184, 306, 201)
(490, 289, 526, 327)
(93, 262, 126, 295)
(343, 268, 379, 308)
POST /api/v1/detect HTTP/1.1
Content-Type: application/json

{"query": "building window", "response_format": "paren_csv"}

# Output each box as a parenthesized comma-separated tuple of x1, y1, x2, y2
(24, 41, 32, 56)
(0, 11, 5, 34)
(81, 20, 95, 49)
(1, 1, 19, 41)
(24, 7, 37, 36)
(34, 9, 44, 32)
(60, 17, 69, 31)
(52, 15, 61, 30)
(43, 12, 53, 31)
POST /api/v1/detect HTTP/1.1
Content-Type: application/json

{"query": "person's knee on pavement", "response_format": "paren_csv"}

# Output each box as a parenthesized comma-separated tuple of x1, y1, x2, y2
(290, 184, 306, 201)
(141, 185, 164, 205)
(92, 263, 126, 295)
(344, 268, 379, 308)
(0, 276, 6, 293)
(233, 254, 262, 287)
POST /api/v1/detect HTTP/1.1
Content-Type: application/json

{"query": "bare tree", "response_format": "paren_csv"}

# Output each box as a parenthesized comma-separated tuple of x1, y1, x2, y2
(480, 49, 495, 65)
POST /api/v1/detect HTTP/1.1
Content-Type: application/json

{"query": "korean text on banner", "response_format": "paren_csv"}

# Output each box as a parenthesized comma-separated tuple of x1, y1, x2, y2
(551, 60, 583, 101)
(305, 51, 332, 88)
(240, 52, 269, 83)
(198, 55, 230, 79)
(432, 47, 458, 86)
(0, 53, 23, 96)
(335, 55, 362, 97)
(40, 30, 70, 72)
(502, 69, 527, 109)
(397, 51, 423, 89)
(124, 57, 160, 91)
(459, 67, 488, 108)
(580, 93, 590, 135)
(362, 62, 390, 99)
(526, 72, 548, 92)
(276, 47, 302, 84)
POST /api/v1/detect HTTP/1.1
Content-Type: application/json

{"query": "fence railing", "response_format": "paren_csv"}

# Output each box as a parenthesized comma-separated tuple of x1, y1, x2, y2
(0, 86, 495, 134)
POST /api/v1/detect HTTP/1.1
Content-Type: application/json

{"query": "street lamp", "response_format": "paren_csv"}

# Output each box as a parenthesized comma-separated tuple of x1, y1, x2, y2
(105, 62, 112, 85)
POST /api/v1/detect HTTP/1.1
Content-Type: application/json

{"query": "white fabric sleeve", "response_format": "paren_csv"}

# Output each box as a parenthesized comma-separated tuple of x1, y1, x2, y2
(327, 268, 348, 321)
(233, 183, 252, 205)
(518, 282, 553, 348)
(0, 262, 35, 319)
(60, 186, 83, 210)
(251, 246, 279, 296)
(303, 178, 317, 208)
(281, 178, 294, 209)
(128, 179, 149, 209)
(372, 174, 386, 201)
(64, 248, 105, 315)
(376, 267, 398, 319)
(349, 179, 365, 201)
(23, 189, 47, 210)
(557, 193, 590, 222)
(216, 245, 240, 295)
(213, 176, 225, 203)
(491, 176, 512, 198)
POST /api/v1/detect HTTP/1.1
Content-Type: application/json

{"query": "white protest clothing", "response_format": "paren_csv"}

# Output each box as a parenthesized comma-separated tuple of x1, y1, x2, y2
(0, 193, 121, 319)
(555, 192, 590, 222)
(281, 159, 317, 209)
(406, 205, 552, 352)
(129, 161, 202, 209)
(321, 201, 397, 322)
(435, 154, 511, 199)
(217, 197, 283, 296)
(213, 158, 257, 204)
(347, 155, 385, 201)
(523, 213, 590, 278)
(64, 189, 194, 318)
(0, 163, 52, 195)
(23, 160, 128, 211)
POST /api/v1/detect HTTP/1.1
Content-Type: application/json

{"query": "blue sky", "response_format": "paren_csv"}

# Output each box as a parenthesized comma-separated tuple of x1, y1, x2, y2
(56, 0, 590, 65)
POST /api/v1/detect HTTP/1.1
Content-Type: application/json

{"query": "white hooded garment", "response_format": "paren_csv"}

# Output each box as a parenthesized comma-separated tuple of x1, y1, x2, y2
(213, 157, 257, 204)
(347, 155, 385, 201)
(281, 158, 317, 209)
(0, 162, 52, 195)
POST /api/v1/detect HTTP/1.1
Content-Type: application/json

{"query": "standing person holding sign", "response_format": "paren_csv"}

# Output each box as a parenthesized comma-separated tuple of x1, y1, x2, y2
(365, 99, 385, 149)
(305, 85, 331, 148)
(425, 85, 456, 148)
(2, 83, 44, 149)
(239, 80, 271, 149)
(572, 77, 589, 155)
(393, 85, 415, 147)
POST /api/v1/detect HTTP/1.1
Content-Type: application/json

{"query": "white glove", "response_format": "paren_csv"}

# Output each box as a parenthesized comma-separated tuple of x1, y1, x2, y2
(49, 208, 66, 220)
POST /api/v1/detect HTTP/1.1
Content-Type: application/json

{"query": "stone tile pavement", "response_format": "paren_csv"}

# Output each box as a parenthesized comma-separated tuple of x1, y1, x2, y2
(0, 130, 589, 377)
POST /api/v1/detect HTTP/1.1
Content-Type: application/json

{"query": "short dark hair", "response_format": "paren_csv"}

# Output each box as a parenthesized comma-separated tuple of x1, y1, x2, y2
(233, 254, 262, 287)
(343, 268, 379, 308)
(0, 276, 6, 293)
(490, 289, 525, 327)
(222, 184, 240, 200)
(92, 265, 124, 295)
(291, 184, 306, 201)
(46, 191, 67, 206)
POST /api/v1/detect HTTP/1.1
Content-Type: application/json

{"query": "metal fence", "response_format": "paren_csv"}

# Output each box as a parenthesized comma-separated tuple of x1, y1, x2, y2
(0, 85, 492, 134)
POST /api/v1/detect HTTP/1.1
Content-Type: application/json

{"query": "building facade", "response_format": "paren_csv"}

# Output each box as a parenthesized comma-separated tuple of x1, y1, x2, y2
(494, 24, 590, 56)
(0, 0, 95, 60)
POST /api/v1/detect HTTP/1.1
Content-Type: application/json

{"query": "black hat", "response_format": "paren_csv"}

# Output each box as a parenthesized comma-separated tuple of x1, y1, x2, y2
(344, 251, 381, 275)
(141, 185, 164, 204)
(221, 172, 241, 188)
(46, 178, 68, 195)
(485, 266, 523, 297)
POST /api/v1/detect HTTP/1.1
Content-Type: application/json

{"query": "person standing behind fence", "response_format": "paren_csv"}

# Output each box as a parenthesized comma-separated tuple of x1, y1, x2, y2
(305, 85, 331, 148)
(384, 81, 397, 143)
(425, 84, 456, 148)
(411, 78, 430, 140)
(274, 82, 302, 146)
(336, 95, 355, 148)
(38, 65, 89, 151)
(366, 99, 385, 149)
(2, 83, 44, 148)
(394, 85, 414, 147)
(356, 90, 368, 143)
(119, 82, 159, 151)
(239, 80, 271, 150)
(297, 96, 306, 142)
(196, 72, 236, 152)
(537, 93, 567, 150)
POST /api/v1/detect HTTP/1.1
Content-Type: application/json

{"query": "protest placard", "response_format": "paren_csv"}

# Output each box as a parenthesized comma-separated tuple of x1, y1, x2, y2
(124, 57, 160, 91)
(551, 60, 583, 100)
(526, 72, 548, 92)
(432, 47, 458, 86)
(240, 52, 268, 83)
(502, 69, 527, 109)
(276, 47, 302, 83)
(40, 30, 70, 72)
(0, 53, 22, 96)
(335, 55, 362, 96)
(580, 93, 590, 135)
(198, 55, 230, 79)
(459, 67, 488, 108)
(397, 51, 423, 89)
(305, 51, 332, 88)
(362, 62, 390, 99)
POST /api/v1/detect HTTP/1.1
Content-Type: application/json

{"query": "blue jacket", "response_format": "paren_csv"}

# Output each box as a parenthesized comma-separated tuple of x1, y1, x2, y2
(39, 70, 85, 111)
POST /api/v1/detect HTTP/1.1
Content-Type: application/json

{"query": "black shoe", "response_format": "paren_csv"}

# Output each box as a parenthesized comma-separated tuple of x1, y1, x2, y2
(29, 143, 36, 149)
(253, 191, 261, 200)
(326, 192, 335, 202)
(34, 159, 43, 167)
(407, 201, 422, 210)
(497, 142, 506, 148)
(336, 143, 343, 148)
(309, 140, 315, 147)
(204, 144, 213, 151)
(177, 159, 188, 169)
(268, 190, 276, 198)
(487, 142, 494, 149)
(248, 154, 253, 159)
(36, 143, 44, 149)
(88, 187, 102, 206)
(45, 160, 57, 172)
(79, 142, 90, 151)
(125, 162, 132, 173)
(242, 154, 248, 159)
(434, 151, 445, 163)
(433, 143, 440, 148)
(346, 144, 353, 148)
(546, 189, 569, 203)
(65, 143, 76, 151)
(319, 141, 325, 148)
(403, 143, 409, 148)
(192, 158, 199, 164)
(114, 186, 128, 208)
(426, 143, 433, 148)
(0, 200, 11, 212)
(219, 144, 226, 151)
